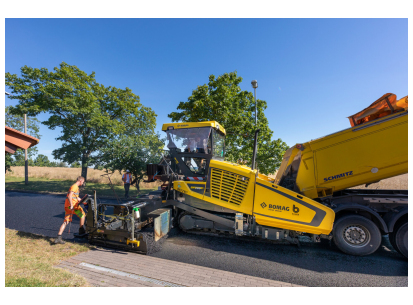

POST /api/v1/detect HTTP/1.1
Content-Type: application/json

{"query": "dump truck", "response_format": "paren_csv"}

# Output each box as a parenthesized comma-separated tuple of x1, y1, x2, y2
(84, 93, 408, 258)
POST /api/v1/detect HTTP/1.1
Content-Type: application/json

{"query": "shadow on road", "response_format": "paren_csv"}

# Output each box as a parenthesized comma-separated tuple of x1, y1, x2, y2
(155, 228, 407, 277)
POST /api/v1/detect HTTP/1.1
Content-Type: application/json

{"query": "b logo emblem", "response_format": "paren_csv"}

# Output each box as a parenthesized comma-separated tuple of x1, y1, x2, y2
(261, 202, 267, 208)
(293, 205, 300, 213)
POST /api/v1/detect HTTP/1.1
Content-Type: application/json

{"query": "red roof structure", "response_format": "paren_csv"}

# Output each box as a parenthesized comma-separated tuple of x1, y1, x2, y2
(5, 126, 40, 154)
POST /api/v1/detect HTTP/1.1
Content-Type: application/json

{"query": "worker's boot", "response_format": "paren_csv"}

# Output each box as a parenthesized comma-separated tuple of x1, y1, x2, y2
(54, 235, 65, 244)
(78, 226, 86, 236)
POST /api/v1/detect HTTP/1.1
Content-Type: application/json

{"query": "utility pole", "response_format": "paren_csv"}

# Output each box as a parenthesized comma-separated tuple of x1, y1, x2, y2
(5, 92, 29, 184)
(251, 80, 258, 127)
(250, 80, 259, 171)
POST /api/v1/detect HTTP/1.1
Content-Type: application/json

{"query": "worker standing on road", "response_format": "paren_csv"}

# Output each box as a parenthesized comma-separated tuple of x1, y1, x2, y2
(54, 176, 87, 244)
(122, 170, 132, 198)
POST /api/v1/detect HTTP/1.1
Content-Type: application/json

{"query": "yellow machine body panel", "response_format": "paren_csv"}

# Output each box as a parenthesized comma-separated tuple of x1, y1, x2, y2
(275, 108, 408, 199)
(172, 160, 256, 215)
(173, 181, 206, 200)
(173, 159, 335, 235)
(202, 160, 256, 214)
(253, 178, 335, 235)
(162, 121, 226, 135)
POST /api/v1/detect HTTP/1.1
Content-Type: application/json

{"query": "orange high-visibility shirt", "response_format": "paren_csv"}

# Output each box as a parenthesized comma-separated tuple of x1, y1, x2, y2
(65, 183, 80, 207)
(123, 173, 132, 183)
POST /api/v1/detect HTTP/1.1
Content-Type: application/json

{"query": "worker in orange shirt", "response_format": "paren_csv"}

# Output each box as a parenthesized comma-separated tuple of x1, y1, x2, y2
(54, 176, 87, 244)
(122, 170, 132, 198)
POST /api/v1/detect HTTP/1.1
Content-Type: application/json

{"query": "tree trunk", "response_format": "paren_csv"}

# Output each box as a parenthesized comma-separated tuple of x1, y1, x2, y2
(136, 178, 141, 193)
(81, 153, 89, 181)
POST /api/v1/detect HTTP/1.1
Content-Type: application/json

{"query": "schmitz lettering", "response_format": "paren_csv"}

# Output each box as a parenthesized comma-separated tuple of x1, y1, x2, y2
(324, 171, 353, 182)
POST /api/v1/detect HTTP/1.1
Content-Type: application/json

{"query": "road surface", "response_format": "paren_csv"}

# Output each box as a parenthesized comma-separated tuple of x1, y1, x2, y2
(5, 191, 408, 287)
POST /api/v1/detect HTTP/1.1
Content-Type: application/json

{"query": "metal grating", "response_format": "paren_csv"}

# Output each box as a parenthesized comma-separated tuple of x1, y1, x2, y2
(210, 168, 249, 205)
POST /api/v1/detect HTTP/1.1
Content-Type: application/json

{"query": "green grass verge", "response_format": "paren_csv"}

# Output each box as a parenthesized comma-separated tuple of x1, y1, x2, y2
(5, 228, 92, 287)
(5, 176, 157, 198)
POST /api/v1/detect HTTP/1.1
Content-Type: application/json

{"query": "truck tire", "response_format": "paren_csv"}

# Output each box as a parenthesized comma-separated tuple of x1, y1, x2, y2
(333, 215, 381, 256)
(389, 221, 408, 259)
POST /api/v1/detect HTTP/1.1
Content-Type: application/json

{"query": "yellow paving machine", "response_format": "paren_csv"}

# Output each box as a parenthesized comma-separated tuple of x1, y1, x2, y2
(86, 93, 407, 258)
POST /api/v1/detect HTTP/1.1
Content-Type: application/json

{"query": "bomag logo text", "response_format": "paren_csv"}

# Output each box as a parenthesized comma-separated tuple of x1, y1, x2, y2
(269, 204, 289, 211)
(324, 171, 353, 182)
(177, 124, 189, 128)
(190, 187, 204, 190)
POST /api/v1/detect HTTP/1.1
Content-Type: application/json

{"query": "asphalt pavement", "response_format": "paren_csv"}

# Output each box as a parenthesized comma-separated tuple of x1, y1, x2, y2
(5, 191, 408, 287)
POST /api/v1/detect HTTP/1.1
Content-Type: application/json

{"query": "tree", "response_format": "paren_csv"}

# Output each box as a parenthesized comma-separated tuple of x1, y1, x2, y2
(70, 161, 81, 168)
(34, 154, 50, 167)
(5, 106, 41, 167)
(95, 133, 164, 193)
(168, 72, 289, 174)
(13, 155, 35, 166)
(5, 153, 13, 173)
(56, 161, 68, 168)
(6, 62, 157, 181)
(48, 161, 59, 167)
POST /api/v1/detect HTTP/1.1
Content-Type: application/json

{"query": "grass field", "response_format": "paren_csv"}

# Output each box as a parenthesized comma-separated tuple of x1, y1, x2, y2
(5, 166, 407, 197)
(6, 166, 161, 187)
(350, 173, 408, 190)
(6, 166, 161, 197)
(5, 228, 92, 287)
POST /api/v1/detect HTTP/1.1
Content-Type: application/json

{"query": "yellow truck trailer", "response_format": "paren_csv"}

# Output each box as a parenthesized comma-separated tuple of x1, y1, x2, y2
(275, 93, 407, 199)
(86, 93, 407, 258)
(273, 93, 408, 256)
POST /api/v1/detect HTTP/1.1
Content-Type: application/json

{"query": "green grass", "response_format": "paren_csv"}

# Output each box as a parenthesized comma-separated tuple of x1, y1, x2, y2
(5, 228, 92, 287)
(6, 277, 48, 287)
(5, 176, 157, 198)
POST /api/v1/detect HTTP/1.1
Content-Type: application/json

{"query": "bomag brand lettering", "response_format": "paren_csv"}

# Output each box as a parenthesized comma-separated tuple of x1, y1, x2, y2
(177, 124, 189, 127)
(190, 186, 204, 190)
(324, 171, 353, 182)
(269, 204, 290, 211)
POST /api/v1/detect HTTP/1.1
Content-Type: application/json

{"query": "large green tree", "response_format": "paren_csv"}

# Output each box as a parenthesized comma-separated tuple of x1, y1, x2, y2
(5, 105, 41, 167)
(34, 154, 50, 167)
(95, 133, 164, 193)
(6, 62, 157, 180)
(168, 72, 289, 174)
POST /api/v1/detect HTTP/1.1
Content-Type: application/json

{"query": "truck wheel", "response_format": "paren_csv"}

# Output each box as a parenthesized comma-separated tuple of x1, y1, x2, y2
(389, 221, 408, 258)
(333, 215, 381, 256)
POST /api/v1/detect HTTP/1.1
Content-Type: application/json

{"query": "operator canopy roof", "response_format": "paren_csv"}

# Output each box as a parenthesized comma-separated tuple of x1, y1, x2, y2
(162, 121, 226, 135)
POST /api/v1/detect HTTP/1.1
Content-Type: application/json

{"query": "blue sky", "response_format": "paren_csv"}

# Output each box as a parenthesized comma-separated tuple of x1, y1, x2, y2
(5, 18, 408, 163)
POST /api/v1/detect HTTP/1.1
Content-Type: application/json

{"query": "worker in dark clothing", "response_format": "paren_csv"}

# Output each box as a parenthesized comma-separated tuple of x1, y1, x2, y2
(54, 176, 87, 244)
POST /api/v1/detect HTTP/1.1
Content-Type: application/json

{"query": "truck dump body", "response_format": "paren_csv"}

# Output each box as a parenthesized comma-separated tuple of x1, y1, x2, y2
(275, 96, 408, 199)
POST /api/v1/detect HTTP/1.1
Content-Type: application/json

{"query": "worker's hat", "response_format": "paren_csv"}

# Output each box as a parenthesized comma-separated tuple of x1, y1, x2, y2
(126, 169, 130, 172)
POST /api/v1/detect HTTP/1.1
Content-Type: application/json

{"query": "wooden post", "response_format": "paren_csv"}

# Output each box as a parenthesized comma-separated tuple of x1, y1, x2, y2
(24, 114, 28, 185)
